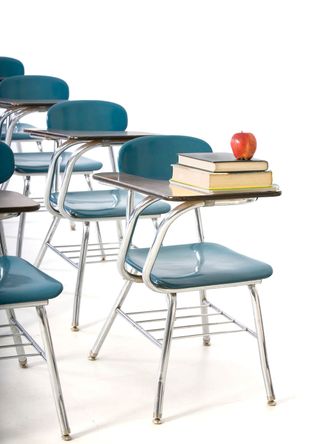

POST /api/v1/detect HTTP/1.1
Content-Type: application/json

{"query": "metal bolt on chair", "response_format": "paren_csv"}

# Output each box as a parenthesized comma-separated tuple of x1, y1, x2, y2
(35, 100, 171, 331)
(0, 141, 71, 440)
(0, 57, 43, 152)
(0, 76, 103, 257)
(89, 135, 277, 424)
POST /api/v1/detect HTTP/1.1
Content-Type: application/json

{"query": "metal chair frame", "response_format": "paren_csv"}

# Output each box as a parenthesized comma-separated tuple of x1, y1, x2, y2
(89, 192, 276, 424)
(35, 140, 161, 331)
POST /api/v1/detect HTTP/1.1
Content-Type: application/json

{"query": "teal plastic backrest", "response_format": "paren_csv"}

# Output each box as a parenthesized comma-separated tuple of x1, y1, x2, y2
(47, 100, 128, 131)
(0, 75, 69, 100)
(0, 142, 14, 183)
(0, 57, 24, 77)
(118, 135, 212, 180)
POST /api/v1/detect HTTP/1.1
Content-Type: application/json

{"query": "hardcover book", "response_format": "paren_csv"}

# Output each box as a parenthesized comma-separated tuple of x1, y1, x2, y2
(178, 152, 268, 172)
(171, 163, 273, 190)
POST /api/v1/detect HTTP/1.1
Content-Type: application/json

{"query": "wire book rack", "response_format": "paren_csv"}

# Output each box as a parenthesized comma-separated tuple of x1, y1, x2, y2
(47, 241, 120, 267)
(0, 316, 45, 364)
(117, 301, 257, 349)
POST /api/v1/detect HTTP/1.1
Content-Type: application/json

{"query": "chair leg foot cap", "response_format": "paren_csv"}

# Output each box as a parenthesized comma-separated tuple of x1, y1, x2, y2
(19, 361, 28, 368)
(62, 434, 72, 441)
(153, 418, 162, 425)
(71, 326, 79, 332)
(268, 399, 277, 406)
(88, 353, 97, 361)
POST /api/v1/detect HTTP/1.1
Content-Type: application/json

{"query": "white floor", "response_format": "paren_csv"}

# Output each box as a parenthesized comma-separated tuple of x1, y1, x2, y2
(1, 175, 318, 444)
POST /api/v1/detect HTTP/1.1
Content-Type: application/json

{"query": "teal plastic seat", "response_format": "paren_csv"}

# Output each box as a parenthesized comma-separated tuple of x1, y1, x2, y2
(14, 152, 102, 174)
(0, 75, 69, 100)
(119, 135, 212, 180)
(0, 256, 63, 304)
(47, 100, 128, 131)
(0, 57, 24, 77)
(0, 141, 14, 182)
(1, 123, 41, 141)
(50, 189, 170, 218)
(126, 242, 273, 289)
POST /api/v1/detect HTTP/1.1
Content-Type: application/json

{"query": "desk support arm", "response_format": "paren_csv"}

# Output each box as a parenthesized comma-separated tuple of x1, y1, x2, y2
(44, 140, 83, 217)
(117, 195, 161, 283)
(142, 200, 205, 293)
(56, 141, 104, 220)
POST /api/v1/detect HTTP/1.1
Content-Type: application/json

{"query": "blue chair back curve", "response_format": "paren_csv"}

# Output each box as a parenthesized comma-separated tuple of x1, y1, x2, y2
(47, 100, 128, 131)
(118, 135, 212, 180)
(0, 57, 24, 77)
(0, 75, 69, 100)
(0, 142, 14, 183)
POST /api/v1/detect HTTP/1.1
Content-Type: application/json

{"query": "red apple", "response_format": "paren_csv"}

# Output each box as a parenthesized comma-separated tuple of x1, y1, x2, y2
(230, 132, 257, 160)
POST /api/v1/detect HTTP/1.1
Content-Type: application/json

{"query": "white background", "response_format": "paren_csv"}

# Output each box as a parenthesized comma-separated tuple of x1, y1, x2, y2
(1, 1, 320, 443)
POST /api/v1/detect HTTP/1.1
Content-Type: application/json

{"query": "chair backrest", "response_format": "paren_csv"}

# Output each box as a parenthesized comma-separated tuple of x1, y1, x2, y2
(0, 142, 14, 183)
(118, 135, 212, 180)
(0, 75, 69, 100)
(0, 57, 24, 78)
(47, 100, 128, 131)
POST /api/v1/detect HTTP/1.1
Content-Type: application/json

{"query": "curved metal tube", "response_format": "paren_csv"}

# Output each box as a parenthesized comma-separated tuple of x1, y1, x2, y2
(142, 200, 205, 293)
(4, 107, 46, 145)
(117, 195, 161, 282)
(56, 141, 103, 220)
(0, 109, 17, 136)
(44, 140, 82, 217)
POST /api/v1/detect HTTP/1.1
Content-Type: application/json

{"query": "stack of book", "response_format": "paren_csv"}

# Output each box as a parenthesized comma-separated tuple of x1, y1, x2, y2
(170, 152, 274, 192)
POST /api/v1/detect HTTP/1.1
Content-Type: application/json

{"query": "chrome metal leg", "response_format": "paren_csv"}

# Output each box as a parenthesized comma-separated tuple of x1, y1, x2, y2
(84, 173, 106, 259)
(249, 284, 276, 406)
(36, 141, 43, 152)
(116, 220, 123, 242)
(0, 221, 7, 255)
(15, 141, 23, 153)
(16, 175, 31, 257)
(152, 218, 159, 230)
(34, 217, 61, 267)
(153, 293, 177, 424)
(72, 221, 90, 331)
(89, 280, 133, 359)
(36, 306, 71, 440)
(194, 208, 210, 345)
(84, 173, 93, 190)
(6, 309, 28, 368)
(199, 290, 211, 346)
(95, 221, 106, 260)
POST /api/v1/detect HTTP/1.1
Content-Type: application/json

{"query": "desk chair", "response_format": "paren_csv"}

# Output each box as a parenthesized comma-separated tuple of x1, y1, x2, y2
(89, 135, 276, 424)
(35, 100, 171, 331)
(0, 75, 103, 256)
(0, 57, 43, 151)
(0, 141, 71, 440)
